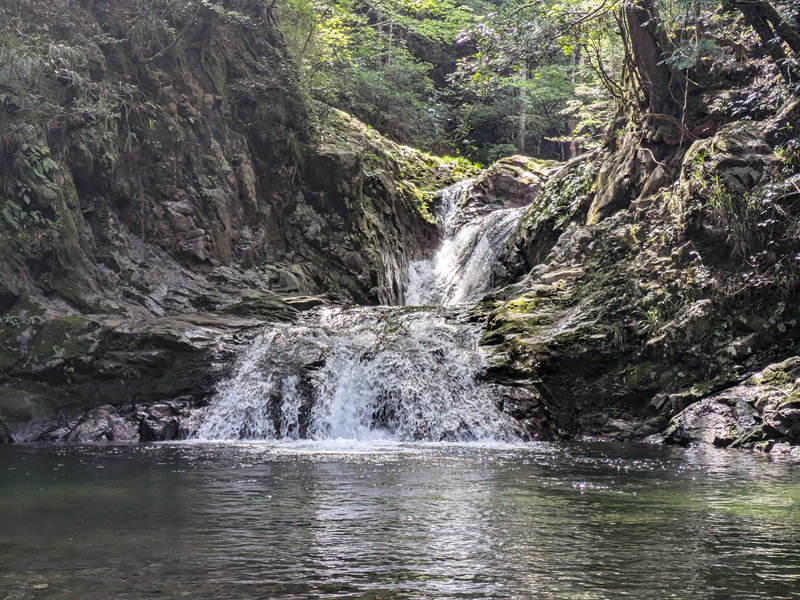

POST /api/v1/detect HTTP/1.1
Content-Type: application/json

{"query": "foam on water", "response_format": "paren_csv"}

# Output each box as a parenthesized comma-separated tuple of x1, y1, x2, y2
(197, 307, 525, 443)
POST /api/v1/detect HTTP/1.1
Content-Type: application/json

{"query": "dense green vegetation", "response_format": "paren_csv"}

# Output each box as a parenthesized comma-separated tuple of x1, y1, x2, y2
(2, 0, 800, 163)
(269, 0, 800, 161)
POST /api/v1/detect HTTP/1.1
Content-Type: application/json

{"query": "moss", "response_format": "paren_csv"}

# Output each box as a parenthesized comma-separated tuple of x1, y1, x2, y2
(777, 390, 800, 409)
(398, 181, 436, 224)
(320, 109, 480, 223)
(750, 357, 800, 387)
(0, 392, 35, 424)
(505, 296, 543, 314)
(520, 157, 599, 236)
(0, 387, 65, 426)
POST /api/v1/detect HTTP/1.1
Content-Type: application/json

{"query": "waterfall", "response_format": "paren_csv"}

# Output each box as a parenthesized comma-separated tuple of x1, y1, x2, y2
(197, 307, 525, 442)
(405, 180, 525, 306)
(197, 176, 532, 443)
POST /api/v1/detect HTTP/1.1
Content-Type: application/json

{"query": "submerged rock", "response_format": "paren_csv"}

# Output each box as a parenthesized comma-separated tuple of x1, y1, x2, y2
(138, 400, 202, 441)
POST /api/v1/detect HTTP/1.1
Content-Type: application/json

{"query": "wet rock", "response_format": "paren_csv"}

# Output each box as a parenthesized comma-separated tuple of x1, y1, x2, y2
(283, 296, 332, 311)
(137, 401, 199, 441)
(66, 405, 139, 443)
(491, 382, 550, 439)
(0, 417, 12, 443)
(220, 291, 299, 321)
(0, 388, 68, 440)
(0, 307, 264, 440)
(499, 152, 601, 273)
(0, 286, 18, 313)
(466, 156, 557, 214)
(278, 270, 303, 293)
(770, 442, 793, 456)
(663, 395, 757, 446)
(762, 395, 800, 439)
(663, 358, 800, 448)
(603, 418, 638, 438)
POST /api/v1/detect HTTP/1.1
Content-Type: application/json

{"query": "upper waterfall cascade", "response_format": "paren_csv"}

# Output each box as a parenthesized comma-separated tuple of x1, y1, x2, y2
(197, 179, 530, 442)
(405, 180, 525, 306)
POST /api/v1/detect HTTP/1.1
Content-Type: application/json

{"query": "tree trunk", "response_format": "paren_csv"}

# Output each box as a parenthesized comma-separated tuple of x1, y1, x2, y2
(727, 0, 800, 82)
(375, 10, 383, 68)
(387, 20, 393, 64)
(516, 63, 526, 154)
(625, 0, 680, 116)
(759, 1, 800, 55)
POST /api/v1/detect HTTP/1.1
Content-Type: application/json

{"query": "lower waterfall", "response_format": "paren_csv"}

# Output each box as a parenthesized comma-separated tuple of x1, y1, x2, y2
(197, 178, 530, 442)
(197, 307, 525, 442)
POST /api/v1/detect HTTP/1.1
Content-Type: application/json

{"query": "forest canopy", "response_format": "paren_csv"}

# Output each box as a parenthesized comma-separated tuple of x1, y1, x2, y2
(271, 0, 800, 160)
(1, 0, 799, 164)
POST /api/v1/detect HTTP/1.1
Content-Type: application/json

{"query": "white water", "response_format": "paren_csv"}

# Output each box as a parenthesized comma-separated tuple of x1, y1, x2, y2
(197, 307, 525, 442)
(198, 177, 532, 442)
(405, 180, 525, 306)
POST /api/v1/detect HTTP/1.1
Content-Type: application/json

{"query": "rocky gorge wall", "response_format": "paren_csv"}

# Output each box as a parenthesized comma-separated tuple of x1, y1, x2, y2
(475, 99, 800, 454)
(0, 0, 477, 440)
(3, 0, 800, 452)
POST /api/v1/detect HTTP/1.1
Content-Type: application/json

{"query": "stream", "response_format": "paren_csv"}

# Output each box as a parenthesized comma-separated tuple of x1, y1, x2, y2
(2, 442, 799, 599)
(3, 181, 800, 599)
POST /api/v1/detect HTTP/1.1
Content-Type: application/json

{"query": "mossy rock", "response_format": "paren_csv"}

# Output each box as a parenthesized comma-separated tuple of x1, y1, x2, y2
(0, 387, 67, 430)
(748, 356, 800, 387)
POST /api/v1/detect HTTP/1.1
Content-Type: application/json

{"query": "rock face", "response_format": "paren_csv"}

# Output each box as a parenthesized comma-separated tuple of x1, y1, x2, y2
(0, 0, 468, 315)
(465, 156, 558, 213)
(0, 418, 12, 443)
(0, 310, 262, 442)
(0, 0, 480, 440)
(664, 358, 800, 449)
(478, 101, 800, 449)
(0, 0, 488, 315)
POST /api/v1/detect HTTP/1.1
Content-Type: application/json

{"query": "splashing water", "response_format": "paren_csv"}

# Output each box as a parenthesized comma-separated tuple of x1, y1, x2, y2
(405, 180, 525, 306)
(197, 307, 525, 442)
(198, 175, 536, 443)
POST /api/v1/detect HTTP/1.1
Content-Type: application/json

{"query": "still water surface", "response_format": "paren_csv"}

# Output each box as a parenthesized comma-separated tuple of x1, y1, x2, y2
(1, 441, 799, 599)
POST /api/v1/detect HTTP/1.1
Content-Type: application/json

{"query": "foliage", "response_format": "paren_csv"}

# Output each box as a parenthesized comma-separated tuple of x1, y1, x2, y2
(447, 0, 624, 159)
(275, 0, 484, 151)
(1, 141, 61, 232)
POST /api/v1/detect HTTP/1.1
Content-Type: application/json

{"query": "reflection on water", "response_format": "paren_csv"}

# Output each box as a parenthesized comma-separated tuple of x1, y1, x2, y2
(1, 441, 799, 599)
